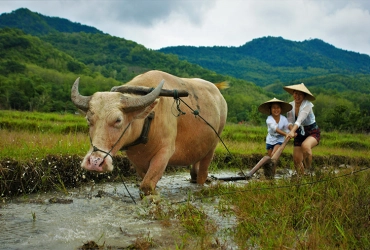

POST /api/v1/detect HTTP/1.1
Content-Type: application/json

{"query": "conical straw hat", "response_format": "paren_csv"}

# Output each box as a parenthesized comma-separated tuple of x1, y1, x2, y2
(258, 98, 292, 115)
(283, 83, 315, 101)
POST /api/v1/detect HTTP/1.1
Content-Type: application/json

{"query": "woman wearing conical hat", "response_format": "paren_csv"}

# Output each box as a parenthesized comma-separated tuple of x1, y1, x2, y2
(258, 98, 292, 157)
(283, 83, 321, 175)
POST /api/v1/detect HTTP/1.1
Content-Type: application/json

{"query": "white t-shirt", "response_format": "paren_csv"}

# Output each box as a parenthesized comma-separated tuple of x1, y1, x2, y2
(266, 115, 290, 145)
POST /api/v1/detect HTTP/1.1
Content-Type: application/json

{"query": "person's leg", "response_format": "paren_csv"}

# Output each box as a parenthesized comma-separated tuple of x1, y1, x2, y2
(266, 144, 273, 157)
(267, 149, 273, 157)
(271, 144, 280, 157)
(301, 136, 318, 170)
(293, 146, 304, 175)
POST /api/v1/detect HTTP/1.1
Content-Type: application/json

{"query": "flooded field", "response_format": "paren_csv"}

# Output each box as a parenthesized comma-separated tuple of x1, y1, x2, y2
(1, 169, 263, 249)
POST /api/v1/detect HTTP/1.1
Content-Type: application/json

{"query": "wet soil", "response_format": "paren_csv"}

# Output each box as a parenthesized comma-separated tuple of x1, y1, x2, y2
(1, 153, 369, 249)
(0, 169, 248, 249)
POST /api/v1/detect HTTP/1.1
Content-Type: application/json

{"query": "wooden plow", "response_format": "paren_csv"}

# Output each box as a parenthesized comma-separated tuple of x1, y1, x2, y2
(212, 137, 290, 181)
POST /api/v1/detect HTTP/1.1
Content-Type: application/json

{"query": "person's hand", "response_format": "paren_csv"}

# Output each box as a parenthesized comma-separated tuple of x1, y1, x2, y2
(287, 131, 296, 139)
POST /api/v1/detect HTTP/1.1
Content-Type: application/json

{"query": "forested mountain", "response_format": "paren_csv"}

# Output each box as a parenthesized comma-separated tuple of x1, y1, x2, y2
(0, 28, 120, 112)
(0, 8, 369, 132)
(0, 9, 268, 125)
(0, 8, 102, 35)
(159, 37, 370, 88)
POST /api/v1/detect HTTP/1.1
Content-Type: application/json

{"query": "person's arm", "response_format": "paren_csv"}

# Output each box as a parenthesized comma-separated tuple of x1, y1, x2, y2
(287, 104, 312, 138)
(287, 124, 299, 138)
(286, 110, 295, 138)
(286, 109, 294, 128)
(268, 116, 288, 137)
(294, 104, 312, 127)
(276, 127, 287, 136)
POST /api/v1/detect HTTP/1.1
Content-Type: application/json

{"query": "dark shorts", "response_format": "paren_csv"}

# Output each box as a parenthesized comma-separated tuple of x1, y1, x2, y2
(294, 123, 321, 147)
(266, 142, 282, 150)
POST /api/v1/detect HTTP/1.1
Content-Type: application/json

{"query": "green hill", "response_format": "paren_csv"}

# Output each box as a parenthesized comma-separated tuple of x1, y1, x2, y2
(158, 36, 370, 87)
(0, 28, 121, 111)
(0, 8, 102, 35)
(0, 9, 269, 124)
(0, 8, 369, 132)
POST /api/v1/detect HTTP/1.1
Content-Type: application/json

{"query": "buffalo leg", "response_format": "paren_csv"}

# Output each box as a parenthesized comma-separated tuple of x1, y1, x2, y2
(196, 150, 215, 184)
(190, 162, 199, 183)
(139, 149, 173, 196)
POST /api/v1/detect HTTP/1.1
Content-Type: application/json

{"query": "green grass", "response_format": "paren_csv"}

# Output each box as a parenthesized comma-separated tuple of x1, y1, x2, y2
(136, 168, 370, 249)
(197, 168, 370, 249)
(1, 110, 370, 249)
(0, 129, 90, 160)
(217, 123, 370, 158)
(0, 110, 89, 160)
(1, 110, 369, 161)
(0, 110, 88, 134)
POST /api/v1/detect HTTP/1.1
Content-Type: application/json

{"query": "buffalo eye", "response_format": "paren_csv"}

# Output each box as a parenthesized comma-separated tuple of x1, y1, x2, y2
(86, 111, 95, 126)
(86, 117, 93, 126)
(114, 117, 123, 128)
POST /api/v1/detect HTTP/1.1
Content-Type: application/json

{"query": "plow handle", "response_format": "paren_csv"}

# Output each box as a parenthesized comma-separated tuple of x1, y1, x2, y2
(210, 136, 291, 182)
(245, 155, 271, 178)
(271, 137, 290, 163)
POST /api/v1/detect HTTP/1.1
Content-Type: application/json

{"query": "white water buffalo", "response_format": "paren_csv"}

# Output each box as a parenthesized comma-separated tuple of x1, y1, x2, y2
(71, 70, 227, 195)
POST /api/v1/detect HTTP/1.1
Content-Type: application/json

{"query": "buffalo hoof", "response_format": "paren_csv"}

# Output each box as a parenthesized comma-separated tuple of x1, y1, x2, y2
(190, 178, 197, 183)
(139, 189, 158, 198)
(141, 194, 161, 205)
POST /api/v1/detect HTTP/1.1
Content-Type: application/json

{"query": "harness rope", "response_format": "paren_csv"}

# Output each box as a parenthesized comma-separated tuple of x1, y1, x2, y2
(88, 121, 137, 203)
(172, 96, 247, 177)
(87, 88, 368, 204)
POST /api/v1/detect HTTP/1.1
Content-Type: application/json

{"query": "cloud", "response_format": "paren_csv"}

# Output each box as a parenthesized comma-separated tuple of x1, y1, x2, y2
(44, 0, 212, 27)
(1, 0, 370, 55)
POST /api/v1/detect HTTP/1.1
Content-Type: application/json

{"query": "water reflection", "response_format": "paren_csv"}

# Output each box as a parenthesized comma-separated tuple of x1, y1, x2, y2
(1, 169, 279, 249)
(1, 171, 224, 249)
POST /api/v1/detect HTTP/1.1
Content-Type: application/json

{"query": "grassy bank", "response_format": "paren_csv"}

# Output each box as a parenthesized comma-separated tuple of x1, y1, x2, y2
(196, 167, 370, 249)
(1, 110, 369, 198)
(1, 110, 369, 160)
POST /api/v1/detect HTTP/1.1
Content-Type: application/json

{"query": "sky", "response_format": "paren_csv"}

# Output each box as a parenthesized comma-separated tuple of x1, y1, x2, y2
(1, 0, 370, 56)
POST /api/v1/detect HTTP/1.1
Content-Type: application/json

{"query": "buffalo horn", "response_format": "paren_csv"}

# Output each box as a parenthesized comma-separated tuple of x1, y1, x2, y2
(120, 80, 165, 112)
(71, 77, 91, 112)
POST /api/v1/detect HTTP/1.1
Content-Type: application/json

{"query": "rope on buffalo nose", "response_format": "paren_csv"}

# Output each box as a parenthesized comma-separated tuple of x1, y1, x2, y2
(172, 96, 247, 177)
(88, 123, 137, 203)
(88, 122, 132, 165)
(117, 167, 137, 204)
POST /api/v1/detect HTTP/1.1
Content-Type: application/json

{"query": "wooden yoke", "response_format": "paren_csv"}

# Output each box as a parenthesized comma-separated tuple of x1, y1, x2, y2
(111, 85, 189, 98)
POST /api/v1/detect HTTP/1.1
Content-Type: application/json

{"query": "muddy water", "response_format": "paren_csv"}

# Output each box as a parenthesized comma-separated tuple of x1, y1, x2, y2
(1, 170, 257, 249)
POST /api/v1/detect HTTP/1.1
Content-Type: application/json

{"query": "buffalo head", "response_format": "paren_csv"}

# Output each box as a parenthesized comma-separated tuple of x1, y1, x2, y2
(71, 77, 164, 172)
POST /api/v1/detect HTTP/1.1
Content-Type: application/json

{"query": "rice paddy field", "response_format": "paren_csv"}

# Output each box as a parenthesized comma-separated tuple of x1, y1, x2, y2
(1, 110, 370, 249)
